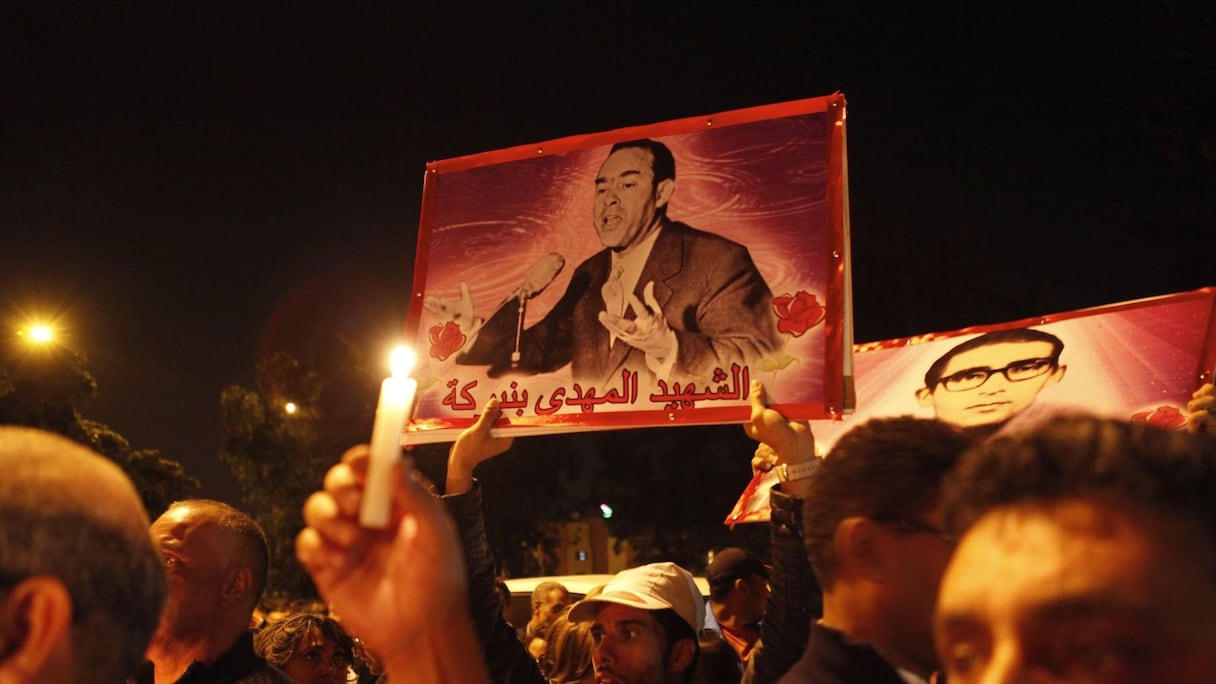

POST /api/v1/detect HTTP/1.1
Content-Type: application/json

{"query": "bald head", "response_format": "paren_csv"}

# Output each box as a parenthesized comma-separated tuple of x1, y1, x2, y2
(149, 498, 270, 648)
(0, 427, 166, 684)
(0, 427, 150, 530)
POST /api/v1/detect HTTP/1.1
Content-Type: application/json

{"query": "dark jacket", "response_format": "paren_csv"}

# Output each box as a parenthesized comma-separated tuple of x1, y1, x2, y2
(442, 482, 548, 684)
(776, 623, 907, 684)
(746, 486, 822, 684)
(129, 631, 292, 684)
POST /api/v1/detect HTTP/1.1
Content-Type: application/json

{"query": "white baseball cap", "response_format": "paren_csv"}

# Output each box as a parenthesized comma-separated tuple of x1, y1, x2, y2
(567, 562, 704, 634)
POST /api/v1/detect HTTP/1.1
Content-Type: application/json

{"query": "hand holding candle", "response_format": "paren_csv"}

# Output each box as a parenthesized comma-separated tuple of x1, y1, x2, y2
(360, 346, 418, 528)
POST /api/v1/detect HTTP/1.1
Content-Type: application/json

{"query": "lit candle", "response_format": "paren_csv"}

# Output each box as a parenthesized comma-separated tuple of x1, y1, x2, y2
(359, 346, 417, 528)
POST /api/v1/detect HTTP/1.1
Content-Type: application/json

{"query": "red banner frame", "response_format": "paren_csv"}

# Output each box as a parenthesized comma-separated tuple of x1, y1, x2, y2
(728, 286, 1216, 523)
(401, 94, 852, 443)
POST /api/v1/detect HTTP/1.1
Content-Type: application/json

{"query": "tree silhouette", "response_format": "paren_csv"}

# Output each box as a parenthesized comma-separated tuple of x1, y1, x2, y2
(463, 422, 771, 578)
(219, 332, 776, 598)
(587, 424, 770, 572)
(0, 334, 200, 518)
(219, 334, 382, 603)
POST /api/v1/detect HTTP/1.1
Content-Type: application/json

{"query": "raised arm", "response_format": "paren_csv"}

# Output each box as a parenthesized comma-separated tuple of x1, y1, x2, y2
(742, 380, 822, 684)
(296, 446, 489, 684)
(441, 397, 547, 684)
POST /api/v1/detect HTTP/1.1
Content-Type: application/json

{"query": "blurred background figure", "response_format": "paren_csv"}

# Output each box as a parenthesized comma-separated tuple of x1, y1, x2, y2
(703, 546, 769, 667)
(519, 580, 572, 655)
(254, 613, 356, 684)
(537, 608, 594, 684)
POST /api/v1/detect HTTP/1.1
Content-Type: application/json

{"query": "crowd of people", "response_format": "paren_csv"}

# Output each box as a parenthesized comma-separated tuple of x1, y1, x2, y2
(1, 375, 1214, 683)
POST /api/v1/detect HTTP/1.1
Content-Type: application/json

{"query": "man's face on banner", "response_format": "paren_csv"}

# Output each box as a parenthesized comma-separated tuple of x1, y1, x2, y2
(916, 341, 1065, 427)
(593, 147, 673, 254)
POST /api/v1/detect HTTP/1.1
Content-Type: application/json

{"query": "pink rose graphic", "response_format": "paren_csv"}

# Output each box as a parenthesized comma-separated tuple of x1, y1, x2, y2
(772, 291, 826, 337)
(1129, 405, 1186, 430)
(428, 321, 467, 362)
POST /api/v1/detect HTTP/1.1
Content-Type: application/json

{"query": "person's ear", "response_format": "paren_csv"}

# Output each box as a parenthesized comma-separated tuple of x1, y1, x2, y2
(915, 386, 935, 408)
(653, 178, 675, 209)
(834, 517, 885, 580)
(666, 637, 697, 675)
(219, 566, 253, 609)
(0, 577, 73, 680)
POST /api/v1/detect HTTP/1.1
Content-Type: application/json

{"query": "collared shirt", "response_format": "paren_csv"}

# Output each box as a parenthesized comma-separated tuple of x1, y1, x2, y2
(605, 224, 663, 319)
(603, 224, 678, 378)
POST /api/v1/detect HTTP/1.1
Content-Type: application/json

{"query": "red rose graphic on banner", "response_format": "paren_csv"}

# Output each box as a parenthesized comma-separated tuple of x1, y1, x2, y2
(428, 321, 466, 362)
(1130, 405, 1187, 429)
(773, 291, 826, 337)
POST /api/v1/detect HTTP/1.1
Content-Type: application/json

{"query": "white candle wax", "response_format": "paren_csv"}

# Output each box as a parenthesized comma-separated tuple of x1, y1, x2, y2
(359, 372, 417, 528)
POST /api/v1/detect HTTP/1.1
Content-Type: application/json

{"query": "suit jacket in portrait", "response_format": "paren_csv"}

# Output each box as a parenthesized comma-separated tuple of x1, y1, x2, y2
(458, 220, 781, 388)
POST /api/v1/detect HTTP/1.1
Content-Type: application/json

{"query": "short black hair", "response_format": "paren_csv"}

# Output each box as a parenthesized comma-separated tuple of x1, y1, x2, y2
(653, 607, 699, 684)
(608, 139, 676, 185)
(924, 328, 1064, 389)
(803, 416, 979, 587)
(943, 413, 1216, 545)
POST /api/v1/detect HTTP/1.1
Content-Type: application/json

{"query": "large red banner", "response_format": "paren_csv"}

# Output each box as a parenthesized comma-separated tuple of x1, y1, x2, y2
(728, 287, 1216, 523)
(403, 95, 852, 443)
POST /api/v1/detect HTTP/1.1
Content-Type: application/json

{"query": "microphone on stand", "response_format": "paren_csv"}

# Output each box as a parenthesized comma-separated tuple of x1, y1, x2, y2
(515, 252, 566, 300)
(512, 253, 565, 367)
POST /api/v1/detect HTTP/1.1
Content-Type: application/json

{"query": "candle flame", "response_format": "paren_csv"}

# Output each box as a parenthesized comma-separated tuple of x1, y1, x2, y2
(390, 346, 415, 378)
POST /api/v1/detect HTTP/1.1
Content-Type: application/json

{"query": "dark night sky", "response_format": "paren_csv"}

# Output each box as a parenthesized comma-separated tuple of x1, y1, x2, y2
(3, 3, 1213, 503)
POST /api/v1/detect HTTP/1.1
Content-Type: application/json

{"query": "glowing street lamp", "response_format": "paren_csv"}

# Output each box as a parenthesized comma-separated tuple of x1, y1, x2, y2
(18, 323, 55, 344)
(28, 325, 54, 342)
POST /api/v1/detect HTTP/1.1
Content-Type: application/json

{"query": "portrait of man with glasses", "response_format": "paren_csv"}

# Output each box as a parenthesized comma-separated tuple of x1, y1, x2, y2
(915, 328, 1067, 429)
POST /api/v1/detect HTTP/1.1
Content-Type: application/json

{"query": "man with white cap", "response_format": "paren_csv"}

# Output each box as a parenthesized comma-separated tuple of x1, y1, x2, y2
(441, 397, 705, 684)
(568, 561, 704, 684)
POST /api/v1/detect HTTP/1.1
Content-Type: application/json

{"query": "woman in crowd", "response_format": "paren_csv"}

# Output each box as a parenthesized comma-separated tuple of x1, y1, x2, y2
(254, 612, 358, 684)
(537, 608, 594, 684)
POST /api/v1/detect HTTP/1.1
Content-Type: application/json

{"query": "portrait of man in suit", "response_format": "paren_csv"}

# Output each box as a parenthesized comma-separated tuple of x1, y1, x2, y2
(427, 139, 782, 389)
